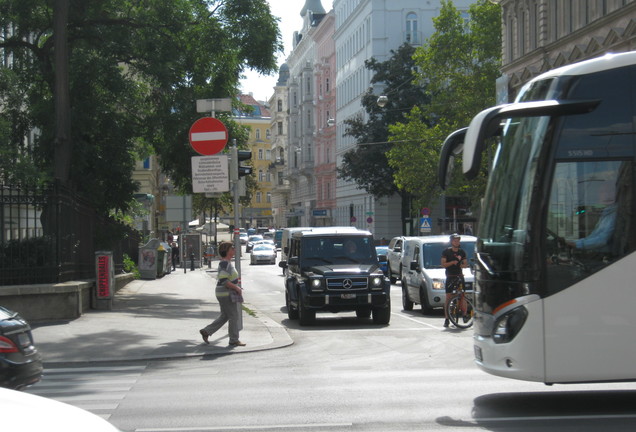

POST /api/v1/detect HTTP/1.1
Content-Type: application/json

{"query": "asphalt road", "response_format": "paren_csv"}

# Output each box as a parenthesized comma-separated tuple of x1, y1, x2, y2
(27, 250, 636, 432)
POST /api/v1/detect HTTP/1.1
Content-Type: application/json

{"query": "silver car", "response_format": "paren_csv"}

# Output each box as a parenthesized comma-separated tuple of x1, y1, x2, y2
(250, 244, 277, 265)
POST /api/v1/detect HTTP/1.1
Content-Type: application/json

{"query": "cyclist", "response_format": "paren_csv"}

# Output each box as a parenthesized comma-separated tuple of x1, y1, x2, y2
(441, 233, 467, 327)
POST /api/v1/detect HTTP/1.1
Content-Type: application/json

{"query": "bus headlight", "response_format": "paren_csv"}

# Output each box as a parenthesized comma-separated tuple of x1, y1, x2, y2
(492, 306, 528, 344)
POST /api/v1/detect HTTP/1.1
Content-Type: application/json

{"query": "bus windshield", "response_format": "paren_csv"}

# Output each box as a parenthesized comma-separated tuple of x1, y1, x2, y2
(478, 114, 549, 274)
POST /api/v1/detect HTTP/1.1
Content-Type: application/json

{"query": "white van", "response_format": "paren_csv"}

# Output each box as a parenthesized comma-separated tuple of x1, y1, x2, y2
(400, 235, 476, 314)
(280, 227, 312, 273)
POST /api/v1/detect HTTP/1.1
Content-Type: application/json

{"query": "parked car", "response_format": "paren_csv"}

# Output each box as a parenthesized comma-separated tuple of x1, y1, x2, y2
(246, 235, 263, 253)
(400, 235, 476, 314)
(375, 246, 389, 277)
(387, 236, 413, 284)
(239, 232, 249, 245)
(2, 387, 122, 431)
(0, 306, 42, 390)
(250, 244, 277, 265)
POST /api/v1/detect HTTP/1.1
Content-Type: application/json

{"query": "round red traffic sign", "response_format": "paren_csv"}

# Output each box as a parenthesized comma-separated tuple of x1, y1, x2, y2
(189, 117, 228, 155)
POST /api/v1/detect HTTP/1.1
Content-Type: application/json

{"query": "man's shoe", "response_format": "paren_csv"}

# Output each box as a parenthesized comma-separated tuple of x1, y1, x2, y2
(199, 329, 209, 344)
(443, 319, 450, 328)
(463, 314, 471, 323)
(229, 341, 246, 346)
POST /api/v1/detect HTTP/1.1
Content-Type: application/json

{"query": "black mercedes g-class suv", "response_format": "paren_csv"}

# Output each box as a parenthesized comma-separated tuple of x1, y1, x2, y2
(278, 227, 391, 325)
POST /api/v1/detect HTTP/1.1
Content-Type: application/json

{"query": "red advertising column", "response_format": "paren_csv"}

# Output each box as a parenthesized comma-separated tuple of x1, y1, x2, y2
(94, 251, 114, 310)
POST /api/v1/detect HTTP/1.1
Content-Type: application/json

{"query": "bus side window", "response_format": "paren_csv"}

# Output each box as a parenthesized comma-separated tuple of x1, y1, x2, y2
(546, 160, 633, 294)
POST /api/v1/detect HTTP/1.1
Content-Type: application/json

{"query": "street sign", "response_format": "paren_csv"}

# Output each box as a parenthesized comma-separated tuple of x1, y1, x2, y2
(189, 117, 228, 155)
(191, 155, 229, 193)
(420, 216, 432, 233)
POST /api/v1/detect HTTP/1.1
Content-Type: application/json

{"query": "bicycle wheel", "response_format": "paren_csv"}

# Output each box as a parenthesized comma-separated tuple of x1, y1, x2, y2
(446, 294, 474, 329)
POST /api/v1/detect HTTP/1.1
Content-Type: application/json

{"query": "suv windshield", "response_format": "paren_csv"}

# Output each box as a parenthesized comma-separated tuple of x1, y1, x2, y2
(301, 236, 377, 266)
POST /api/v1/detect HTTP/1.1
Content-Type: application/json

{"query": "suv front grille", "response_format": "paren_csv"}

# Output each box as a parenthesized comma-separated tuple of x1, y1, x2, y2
(326, 277, 368, 290)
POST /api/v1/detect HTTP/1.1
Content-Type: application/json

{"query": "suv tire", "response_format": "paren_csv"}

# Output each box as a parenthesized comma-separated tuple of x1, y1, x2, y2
(286, 288, 299, 320)
(372, 298, 391, 325)
(298, 293, 315, 326)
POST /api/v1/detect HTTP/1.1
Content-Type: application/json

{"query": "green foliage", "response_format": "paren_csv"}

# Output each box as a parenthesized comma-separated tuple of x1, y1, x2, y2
(122, 253, 140, 279)
(388, 0, 501, 207)
(338, 44, 429, 198)
(0, 0, 281, 216)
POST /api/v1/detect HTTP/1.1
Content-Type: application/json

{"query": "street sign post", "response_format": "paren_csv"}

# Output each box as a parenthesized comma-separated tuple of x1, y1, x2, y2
(189, 117, 228, 155)
(191, 155, 229, 193)
(420, 216, 432, 233)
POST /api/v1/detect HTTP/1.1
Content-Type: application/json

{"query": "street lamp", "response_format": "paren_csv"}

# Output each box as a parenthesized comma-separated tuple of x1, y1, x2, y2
(376, 95, 388, 108)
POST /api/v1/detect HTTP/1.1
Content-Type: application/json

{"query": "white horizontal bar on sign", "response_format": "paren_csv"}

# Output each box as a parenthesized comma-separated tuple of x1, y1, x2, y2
(191, 131, 226, 141)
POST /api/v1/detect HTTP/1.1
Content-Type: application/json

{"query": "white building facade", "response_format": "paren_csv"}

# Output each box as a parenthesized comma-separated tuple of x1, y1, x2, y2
(282, 0, 475, 236)
(332, 0, 475, 239)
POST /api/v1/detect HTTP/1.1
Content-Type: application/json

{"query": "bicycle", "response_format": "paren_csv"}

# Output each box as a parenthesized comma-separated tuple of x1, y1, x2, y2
(445, 276, 475, 329)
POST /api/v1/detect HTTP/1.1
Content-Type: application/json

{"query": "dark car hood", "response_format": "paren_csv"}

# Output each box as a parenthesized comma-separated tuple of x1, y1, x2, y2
(305, 264, 381, 276)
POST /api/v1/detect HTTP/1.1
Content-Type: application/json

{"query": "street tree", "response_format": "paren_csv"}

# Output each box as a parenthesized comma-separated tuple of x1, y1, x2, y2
(338, 43, 429, 234)
(0, 0, 282, 216)
(387, 0, 501, 211)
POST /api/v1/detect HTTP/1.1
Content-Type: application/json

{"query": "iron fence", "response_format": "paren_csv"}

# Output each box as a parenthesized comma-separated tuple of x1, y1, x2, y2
(1, 182, 141, 285)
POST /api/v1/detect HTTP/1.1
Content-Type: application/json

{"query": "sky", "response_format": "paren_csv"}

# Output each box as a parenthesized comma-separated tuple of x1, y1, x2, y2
(238, 0, 307, 102)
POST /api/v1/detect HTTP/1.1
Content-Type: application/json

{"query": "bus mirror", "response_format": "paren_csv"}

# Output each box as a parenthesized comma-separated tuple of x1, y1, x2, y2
(438, 127, 467, 189)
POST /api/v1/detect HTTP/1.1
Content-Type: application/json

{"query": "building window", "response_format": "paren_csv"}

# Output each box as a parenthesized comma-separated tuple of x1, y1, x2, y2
(266, 149, 271, 160)
(277, 121, 283, 135)
(266, 192, 271, 203)
(406, 12, 418, 44)
(326, 77, 330, 92)
(256, 128, 261, 140)
(256, 192, 262, 203)
(277, 99, 283, 111)
(266, 129, 271, 140)
(258, 149, 263, 159)
(259, 169, 265, 182)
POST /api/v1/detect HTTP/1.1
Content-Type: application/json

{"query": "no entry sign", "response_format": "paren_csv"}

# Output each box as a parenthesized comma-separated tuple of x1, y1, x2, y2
(189, 117, 228, 155)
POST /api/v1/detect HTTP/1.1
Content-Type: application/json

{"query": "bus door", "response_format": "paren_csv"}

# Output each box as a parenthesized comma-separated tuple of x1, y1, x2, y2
(543, 160, 636, 382)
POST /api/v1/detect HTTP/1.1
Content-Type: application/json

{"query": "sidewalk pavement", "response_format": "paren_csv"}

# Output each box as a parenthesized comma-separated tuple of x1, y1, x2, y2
(30, 266, 293, 365)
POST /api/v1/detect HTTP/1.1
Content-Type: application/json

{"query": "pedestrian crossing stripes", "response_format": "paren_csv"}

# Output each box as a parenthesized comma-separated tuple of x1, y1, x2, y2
(25, 365, 146, 420)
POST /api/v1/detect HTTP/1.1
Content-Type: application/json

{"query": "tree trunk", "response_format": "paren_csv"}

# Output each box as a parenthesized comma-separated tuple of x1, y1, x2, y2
(53, 0, 72, 186)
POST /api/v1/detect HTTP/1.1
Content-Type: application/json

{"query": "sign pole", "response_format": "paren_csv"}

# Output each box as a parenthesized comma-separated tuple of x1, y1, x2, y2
(231, 139, 243, 330)
(232, 140, 241, 280)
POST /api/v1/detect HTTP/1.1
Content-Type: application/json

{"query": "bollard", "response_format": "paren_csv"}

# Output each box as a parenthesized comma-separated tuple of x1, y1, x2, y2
(190, 252, 195, 271)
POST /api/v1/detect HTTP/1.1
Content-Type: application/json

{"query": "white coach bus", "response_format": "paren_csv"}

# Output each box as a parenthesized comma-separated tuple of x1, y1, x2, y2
(439, 52, 636, 384)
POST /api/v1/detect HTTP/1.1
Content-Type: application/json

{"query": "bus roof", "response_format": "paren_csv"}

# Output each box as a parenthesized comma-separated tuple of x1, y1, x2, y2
(528, 51, 636, 82)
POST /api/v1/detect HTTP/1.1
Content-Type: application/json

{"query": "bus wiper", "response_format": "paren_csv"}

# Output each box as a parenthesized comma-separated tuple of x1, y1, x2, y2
(476, 252, 496, 277)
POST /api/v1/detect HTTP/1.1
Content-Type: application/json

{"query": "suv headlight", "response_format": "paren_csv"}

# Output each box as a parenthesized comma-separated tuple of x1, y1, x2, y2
(432, 279, 445, 290)
(309, 278, 323, 292)
(370, 276, 383, 289)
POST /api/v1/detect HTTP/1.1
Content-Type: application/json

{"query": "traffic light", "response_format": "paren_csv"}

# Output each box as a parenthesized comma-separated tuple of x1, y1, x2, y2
(237, 150, 252, 178)
(230, 148, 253, 181)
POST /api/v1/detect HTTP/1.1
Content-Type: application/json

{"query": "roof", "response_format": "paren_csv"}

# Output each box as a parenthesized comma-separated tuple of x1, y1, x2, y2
(233, 94, 271, 118)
